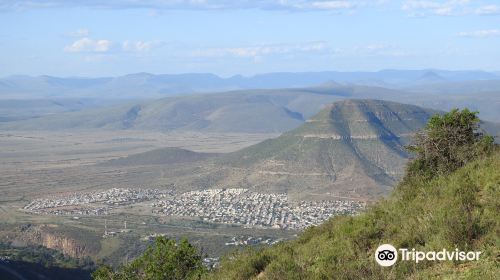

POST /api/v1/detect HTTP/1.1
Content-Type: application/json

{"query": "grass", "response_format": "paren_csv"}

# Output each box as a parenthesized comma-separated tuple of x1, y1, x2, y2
(206, 149, 500, 279)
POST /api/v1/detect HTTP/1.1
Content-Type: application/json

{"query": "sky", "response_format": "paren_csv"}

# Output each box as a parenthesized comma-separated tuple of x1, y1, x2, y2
(0, 0, 499, 77)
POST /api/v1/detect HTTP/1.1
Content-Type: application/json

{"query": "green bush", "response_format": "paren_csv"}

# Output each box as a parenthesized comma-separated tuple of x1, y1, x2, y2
(92, 237, 206, 280)
(406, 108, 494, 178)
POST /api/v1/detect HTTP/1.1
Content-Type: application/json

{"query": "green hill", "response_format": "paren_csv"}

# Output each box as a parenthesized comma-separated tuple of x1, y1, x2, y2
(2, 85, 500, 132)
(214, 99, 437, 199)
(207, 149, 499, 279)
(0, 86, 419, 133)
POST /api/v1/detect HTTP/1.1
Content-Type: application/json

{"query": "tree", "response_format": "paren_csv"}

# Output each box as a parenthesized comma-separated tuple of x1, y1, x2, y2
(406, 108, 494, 178)
(92, 237, 207, 280)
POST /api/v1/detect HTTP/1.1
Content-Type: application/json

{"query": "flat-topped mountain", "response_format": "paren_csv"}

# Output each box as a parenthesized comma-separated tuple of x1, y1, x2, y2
(213, 100, 438, 199)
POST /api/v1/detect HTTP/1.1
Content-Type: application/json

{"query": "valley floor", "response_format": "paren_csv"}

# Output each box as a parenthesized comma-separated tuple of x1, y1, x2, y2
(0, 130, 283, 264)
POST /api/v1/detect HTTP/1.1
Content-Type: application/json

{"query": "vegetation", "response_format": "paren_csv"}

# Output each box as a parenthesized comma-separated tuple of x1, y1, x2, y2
(205, 109, 497, 279)
(92, 237, 207, 280)
(93, 108, 498, 279)
(406, 108, 494, 178)
(0, 242, 95, 269)
(0, 243, 95, 279)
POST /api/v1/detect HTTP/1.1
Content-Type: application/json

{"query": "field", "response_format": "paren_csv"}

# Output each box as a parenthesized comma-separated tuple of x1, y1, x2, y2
(0, 130, 289, 264)
(0, 130, 278, 198)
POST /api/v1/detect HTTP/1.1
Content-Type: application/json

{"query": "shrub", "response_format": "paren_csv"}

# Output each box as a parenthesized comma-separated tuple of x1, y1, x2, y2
(92, 237, 206, 280)
(406, 108, 494, 178)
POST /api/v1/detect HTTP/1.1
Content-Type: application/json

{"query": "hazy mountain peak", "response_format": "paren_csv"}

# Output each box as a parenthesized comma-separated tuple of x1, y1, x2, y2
(416, 71, 446, 83)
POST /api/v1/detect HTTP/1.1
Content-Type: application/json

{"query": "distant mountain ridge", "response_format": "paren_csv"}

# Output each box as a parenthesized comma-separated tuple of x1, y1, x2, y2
(0, 86, 386, 132)
(2, 84, 500, 132)
(1, 69, 499, 99)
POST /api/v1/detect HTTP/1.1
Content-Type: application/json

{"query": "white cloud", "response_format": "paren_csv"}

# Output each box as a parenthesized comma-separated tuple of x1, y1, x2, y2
(68, 28, 89, 37)
(64, 37, 113, 53)
(122, 40, 157, 52)
(191, 41, 410, 59)
(302, 1, 355, 10)
(332, 43, 412, 57)
(476, 5, 500, 15)
(191, 41, 329, 58)
(401, 0, 471, 16)
(458, 29, 500, 38)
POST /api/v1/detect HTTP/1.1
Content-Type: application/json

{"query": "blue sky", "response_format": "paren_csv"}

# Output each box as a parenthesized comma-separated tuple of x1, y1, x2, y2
(0, 0, 499, 77)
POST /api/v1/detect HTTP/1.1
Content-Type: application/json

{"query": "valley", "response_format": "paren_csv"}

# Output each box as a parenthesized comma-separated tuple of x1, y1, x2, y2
(0, 130, 288, 265)
(2, 1, 499, 277)
(1, 98, 499, 268)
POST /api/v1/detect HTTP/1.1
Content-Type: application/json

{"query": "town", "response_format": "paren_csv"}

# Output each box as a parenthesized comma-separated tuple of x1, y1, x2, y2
(23, 187, 169, 215)
(23, 187, 364, 230)
(152, 188, 364, 230)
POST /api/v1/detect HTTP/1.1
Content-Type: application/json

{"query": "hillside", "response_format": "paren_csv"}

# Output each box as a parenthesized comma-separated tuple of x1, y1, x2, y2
(0, 99, 123, 122)
(0, 86, 390, 133)
(207, 148, 500, 279)
(204, 100, 437, 199)
(2, 83, 500, 132)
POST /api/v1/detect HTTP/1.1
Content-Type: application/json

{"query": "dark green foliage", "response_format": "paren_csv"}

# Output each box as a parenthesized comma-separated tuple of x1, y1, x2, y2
(92, 237, 206, 280)
(92, 265, 116, 280)
(0, 243, 95, 279)
(0, 243, 95, 269)
(406, 108, 494, 178)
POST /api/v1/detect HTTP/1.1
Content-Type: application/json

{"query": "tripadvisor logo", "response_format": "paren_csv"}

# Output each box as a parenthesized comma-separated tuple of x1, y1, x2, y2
(375, 244, 397, 266)
(374, 244, 482, 267)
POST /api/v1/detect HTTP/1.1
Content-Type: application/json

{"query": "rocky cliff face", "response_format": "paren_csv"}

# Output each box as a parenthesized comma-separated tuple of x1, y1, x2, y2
(40, 231, 88, 257)
(18, 224, 98, 258)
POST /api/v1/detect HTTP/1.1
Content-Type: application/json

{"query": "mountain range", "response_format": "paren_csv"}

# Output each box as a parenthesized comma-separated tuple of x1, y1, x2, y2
(2, 83, 499, 132)
(1, 70, 499, 99)
(0, 86, 392, 132)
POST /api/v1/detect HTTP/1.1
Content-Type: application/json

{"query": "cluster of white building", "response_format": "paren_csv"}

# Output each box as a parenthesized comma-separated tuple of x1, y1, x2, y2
(152, 188, 364, 230)
(23, 188, 168, 215)
(22, 187, 364, 229)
